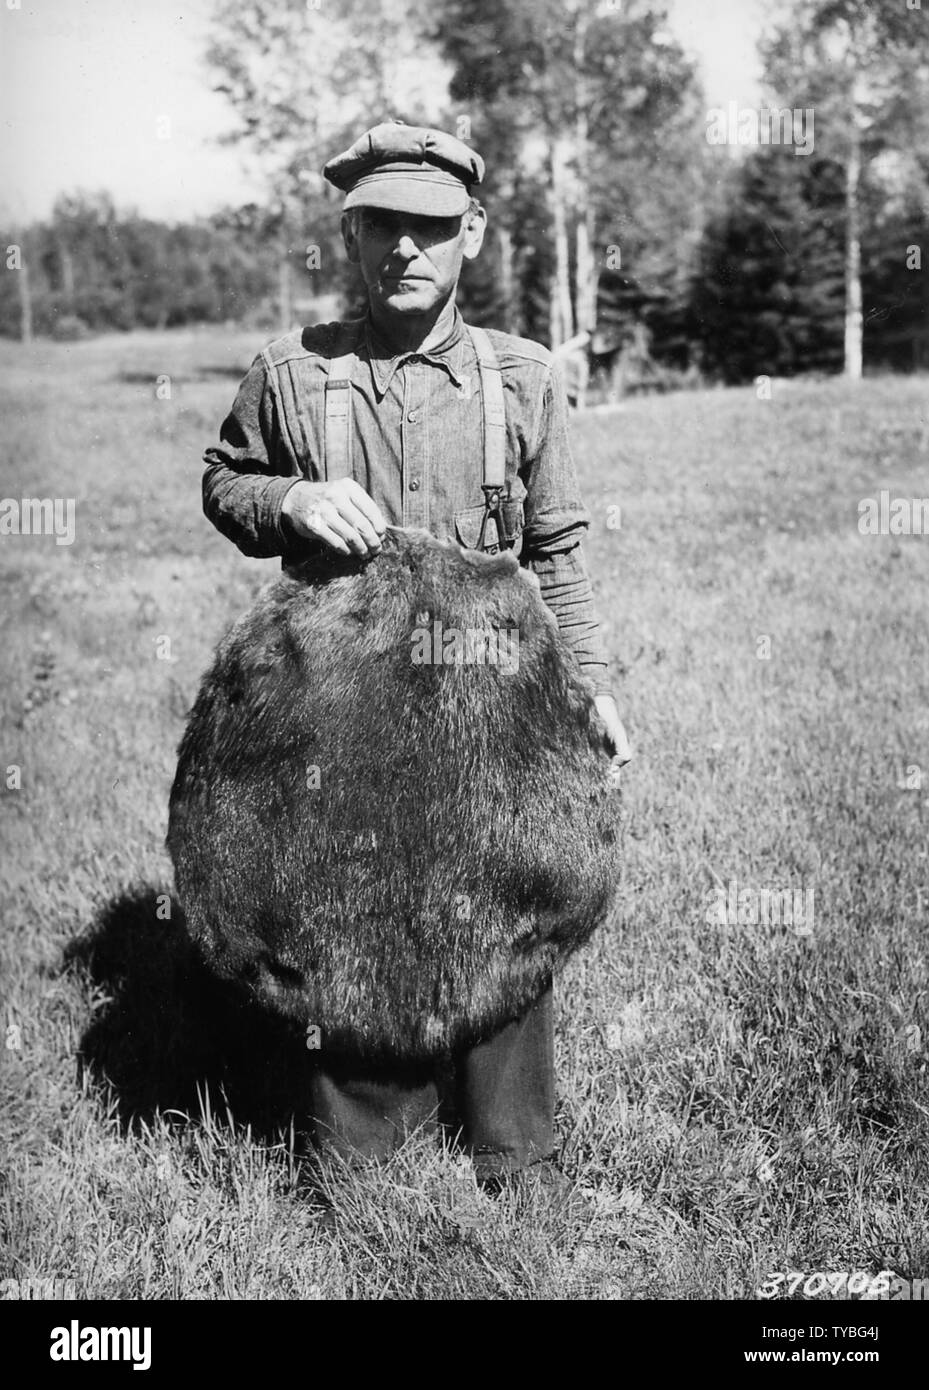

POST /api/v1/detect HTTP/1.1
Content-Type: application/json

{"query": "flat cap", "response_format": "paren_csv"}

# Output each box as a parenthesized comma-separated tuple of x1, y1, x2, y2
(323, 121, 484, 217)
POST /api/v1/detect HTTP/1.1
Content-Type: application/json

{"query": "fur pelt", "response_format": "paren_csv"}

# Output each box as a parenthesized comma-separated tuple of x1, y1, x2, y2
(168, 527, 621, 1061)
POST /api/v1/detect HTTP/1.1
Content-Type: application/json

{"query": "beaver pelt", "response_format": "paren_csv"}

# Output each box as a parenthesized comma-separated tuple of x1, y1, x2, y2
(167, 526, 621, 1062)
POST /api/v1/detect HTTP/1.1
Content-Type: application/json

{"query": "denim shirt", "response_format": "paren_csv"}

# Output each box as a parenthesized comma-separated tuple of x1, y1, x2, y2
(202, 309, 613, 696)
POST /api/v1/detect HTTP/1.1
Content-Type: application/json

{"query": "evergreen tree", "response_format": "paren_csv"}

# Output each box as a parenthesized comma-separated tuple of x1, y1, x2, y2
(691, 151, 845, 382)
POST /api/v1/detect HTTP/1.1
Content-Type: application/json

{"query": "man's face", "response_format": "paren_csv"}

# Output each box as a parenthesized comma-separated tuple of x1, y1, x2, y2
(342, 205, 486, 319)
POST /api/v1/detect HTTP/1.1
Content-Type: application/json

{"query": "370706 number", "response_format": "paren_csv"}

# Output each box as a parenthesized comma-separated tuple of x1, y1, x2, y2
(756, 1271, 894, 1299)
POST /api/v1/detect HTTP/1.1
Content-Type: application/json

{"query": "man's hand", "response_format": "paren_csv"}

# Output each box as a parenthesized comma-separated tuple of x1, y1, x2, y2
(593, 694, 632, 787)
(281, 478, 387, 557)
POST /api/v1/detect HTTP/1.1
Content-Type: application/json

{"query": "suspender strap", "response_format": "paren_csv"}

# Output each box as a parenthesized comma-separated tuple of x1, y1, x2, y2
(322, 329, 511, 551)
(468, 325, 509, 552)
(468, 325, 507, 496)
(324, 352, 355, 481)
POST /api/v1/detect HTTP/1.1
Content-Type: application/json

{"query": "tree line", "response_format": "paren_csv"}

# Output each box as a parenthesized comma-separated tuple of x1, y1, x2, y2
(2, 0, 927, 390)
(0, 192, 286, 342)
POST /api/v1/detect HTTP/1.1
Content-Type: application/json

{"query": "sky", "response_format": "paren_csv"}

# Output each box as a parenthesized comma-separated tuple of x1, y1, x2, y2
(0, 0, 769, 225)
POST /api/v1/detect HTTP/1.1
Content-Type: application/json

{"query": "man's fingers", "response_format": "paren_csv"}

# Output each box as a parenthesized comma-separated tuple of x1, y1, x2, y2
(298, 482, 385, 554)
(305, 513, 353, 554)
(343, 480, 387, 537)
(333, 498, 384, 553)
(312, 505, 371, 555)
(283, 479, 386, 555)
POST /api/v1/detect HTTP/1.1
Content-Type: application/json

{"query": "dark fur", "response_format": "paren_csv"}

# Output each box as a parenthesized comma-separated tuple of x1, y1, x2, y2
(168, 528, 621, 1061)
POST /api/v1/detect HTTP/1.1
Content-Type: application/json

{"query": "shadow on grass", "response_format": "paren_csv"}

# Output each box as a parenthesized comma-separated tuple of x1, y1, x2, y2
(117, 366, 247, 386)
(63, 886, 318, 1142)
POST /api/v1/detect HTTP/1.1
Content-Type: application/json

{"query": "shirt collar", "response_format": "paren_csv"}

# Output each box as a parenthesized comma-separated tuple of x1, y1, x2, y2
(364, 308, 468, 396)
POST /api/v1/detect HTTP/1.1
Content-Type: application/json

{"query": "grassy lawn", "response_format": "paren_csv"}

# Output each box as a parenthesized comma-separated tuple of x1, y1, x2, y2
(1, 328, 928, 1299)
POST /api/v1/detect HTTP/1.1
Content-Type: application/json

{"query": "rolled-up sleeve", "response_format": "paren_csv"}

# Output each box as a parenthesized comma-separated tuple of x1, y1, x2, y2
(520, 367, 589, 553)
(519, 368, 613, 698)
(527, 550, 613, 697)
(202, 353, 301, 558)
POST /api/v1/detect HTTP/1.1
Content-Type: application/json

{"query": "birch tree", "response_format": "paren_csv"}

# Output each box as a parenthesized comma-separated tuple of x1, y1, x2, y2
(761, 1, 929, 380)
(431, 0, 704, 348)
(207, 0, 448, 328)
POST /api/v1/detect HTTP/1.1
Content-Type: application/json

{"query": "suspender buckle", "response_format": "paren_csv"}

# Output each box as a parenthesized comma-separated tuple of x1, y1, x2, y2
(478, 483, 507, 554)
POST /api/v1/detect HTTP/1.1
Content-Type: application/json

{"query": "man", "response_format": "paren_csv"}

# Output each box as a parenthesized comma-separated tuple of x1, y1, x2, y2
(201, 121, 631, 1192)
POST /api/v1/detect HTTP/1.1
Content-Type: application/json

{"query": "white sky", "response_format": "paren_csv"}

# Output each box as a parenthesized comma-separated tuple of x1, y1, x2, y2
(0, 0, 768, 224)
(666, 0, 767, 108)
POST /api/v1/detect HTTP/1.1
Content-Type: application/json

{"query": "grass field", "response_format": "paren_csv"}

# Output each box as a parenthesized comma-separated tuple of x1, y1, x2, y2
(1, 328, 928, 1301)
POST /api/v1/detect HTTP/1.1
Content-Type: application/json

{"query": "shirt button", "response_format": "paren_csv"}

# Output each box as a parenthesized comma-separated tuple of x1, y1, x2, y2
(408, 409, 419, 422)
(409, 479, 420, 491)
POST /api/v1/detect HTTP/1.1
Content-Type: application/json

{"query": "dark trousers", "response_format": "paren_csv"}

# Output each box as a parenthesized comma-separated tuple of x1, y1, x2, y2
(306, 984, 555, 1175)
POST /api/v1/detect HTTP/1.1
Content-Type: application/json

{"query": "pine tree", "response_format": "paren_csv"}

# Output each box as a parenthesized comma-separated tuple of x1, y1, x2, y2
(691, 151, 846, 383)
